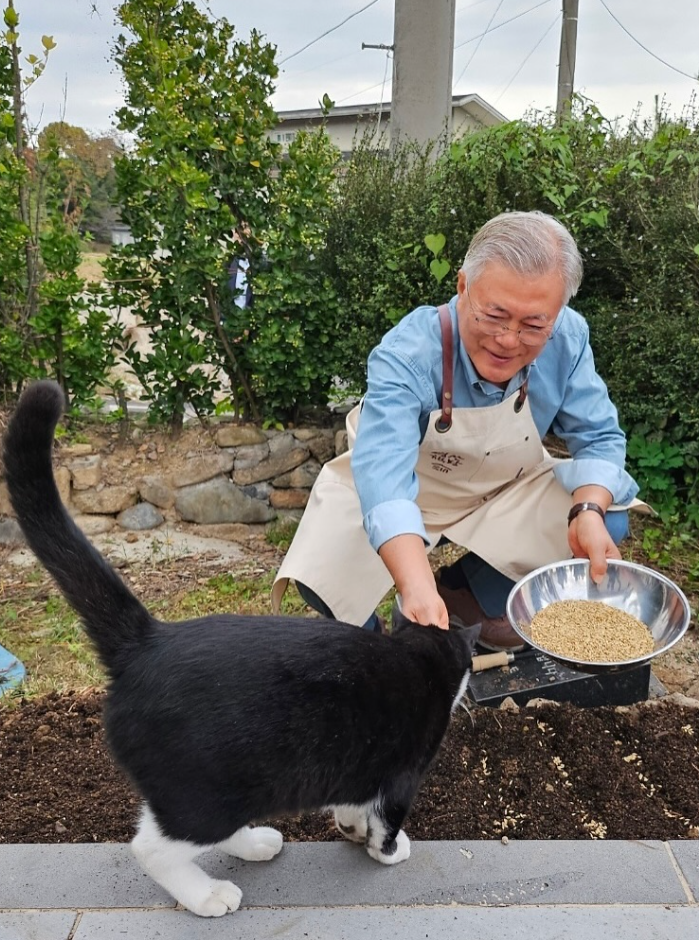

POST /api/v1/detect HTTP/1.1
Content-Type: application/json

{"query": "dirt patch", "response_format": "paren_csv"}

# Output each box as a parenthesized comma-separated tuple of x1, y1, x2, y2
(1, 690, 697, 844)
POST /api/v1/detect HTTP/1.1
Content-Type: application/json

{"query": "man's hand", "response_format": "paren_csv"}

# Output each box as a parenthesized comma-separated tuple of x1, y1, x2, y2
(399, 583, 449, 630)
(378, 533, 449, 629)
(568, 510, 620, 583)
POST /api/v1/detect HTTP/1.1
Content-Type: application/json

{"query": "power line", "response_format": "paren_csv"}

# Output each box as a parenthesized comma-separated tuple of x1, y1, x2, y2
(494, 12, 560, 104)
(278, 0, 382, 66)
(597, 0, 699, 83)
(454, 0, 554, 50)
(338, 0, 550, 104)
(284, 49, 362, 79)
(375, 50, 392, 137)
(336, 77, 389, 105)
(452, 0, 506, 88)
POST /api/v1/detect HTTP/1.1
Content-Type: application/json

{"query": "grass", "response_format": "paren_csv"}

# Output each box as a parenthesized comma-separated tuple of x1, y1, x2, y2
(0, 563, 311, 700)
(1, 517, 697, 702)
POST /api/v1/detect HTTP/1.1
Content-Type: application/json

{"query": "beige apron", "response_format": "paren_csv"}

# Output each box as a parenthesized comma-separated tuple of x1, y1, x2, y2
(272, 311, 643, 626)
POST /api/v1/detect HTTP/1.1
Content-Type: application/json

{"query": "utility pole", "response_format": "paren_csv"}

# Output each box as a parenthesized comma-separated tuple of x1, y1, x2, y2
(390, 0, 456, 152)
(556, 0, 579, 121)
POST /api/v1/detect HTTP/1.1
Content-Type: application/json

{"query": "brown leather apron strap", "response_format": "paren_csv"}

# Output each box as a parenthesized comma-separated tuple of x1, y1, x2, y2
(515, 379, 529, 413)
(436, 304, 454, 433)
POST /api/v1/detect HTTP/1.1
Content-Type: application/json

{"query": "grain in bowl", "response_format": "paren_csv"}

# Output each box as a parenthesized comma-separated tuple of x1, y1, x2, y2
(529, 599, 655, 663)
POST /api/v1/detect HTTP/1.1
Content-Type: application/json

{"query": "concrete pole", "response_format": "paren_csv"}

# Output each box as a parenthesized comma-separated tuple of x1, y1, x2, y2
(390, 0, 456, 150)
(556, 0, 579, 121)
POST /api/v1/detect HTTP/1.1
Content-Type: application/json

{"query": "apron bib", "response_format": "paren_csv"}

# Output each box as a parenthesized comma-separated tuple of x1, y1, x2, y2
(272, 307, 644, 625)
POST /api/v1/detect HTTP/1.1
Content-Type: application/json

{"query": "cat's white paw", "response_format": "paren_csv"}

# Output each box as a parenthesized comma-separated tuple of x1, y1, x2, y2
(188, 879, 242, 917)
(220, 825, 283, 862)
(367, 829, 411, 866)
(334, 806, 368, 843)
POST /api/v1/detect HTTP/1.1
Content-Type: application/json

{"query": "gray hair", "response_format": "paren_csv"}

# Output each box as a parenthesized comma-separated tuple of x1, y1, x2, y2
(460, 211, 583, 303)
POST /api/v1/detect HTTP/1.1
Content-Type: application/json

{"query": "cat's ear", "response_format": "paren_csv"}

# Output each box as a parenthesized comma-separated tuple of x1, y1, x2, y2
(456, 622, 481, 659)
(391, 599, 416, 634)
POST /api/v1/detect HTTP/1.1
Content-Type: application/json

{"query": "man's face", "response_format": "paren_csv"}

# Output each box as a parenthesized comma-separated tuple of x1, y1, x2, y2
(455, 262, 566, 386)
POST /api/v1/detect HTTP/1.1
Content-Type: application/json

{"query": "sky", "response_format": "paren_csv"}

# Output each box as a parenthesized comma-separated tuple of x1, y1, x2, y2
(12, 0, 699, 137)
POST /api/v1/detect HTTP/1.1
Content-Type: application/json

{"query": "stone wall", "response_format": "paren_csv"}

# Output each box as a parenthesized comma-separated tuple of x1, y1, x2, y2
(0, 421, 350, 548)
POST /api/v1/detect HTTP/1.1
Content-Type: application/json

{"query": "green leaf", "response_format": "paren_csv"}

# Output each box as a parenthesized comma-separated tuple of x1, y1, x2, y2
(3, 7, 19, 28)
(430, 258, 451, 283)
(41, 35, 57, 51)
(424, 232, 446, 257)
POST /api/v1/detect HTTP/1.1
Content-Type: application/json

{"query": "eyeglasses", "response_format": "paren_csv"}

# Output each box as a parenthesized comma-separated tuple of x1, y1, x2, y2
(466, 283, 554, 347)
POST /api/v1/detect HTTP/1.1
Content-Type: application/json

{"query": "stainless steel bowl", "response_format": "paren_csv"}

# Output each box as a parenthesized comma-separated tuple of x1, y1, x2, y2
(506, 558, 692, 672)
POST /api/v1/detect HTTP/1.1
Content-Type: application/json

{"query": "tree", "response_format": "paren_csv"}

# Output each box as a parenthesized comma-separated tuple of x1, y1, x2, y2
(0, 2, 119, 406)
(37, 122, 123, 241)
(107, 0, 341, 428)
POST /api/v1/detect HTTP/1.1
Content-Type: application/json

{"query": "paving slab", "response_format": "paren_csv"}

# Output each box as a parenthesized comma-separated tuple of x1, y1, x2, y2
(200, 839, 688, 907)
(72, 906, 699, 940)
(0, 840, 691, 911)
(669, 841, 699, 899)
(0, 844, 174, 909)
(0, 912, 77, 940)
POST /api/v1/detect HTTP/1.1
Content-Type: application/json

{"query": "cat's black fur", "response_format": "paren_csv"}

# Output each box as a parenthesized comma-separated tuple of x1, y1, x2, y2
(3, 380, 477, 916)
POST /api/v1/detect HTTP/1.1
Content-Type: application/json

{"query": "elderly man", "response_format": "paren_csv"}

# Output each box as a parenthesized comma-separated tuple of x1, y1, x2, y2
(272, 211, 645, 650)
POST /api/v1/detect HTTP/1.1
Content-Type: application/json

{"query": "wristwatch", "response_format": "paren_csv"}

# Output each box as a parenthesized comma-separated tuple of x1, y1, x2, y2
(567, 502, 606, 526)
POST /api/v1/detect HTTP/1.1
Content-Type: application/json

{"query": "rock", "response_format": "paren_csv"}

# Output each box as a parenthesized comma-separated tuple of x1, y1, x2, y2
(0, 518, 25, 547)
(232, 447, 310, 486)
(498, 696, 520, 712)
(54, 467, 71, 507)
(73, 515, 116, 536)
(138, 475, 175, 510)
(215, 425, 267, 447)
(232, 443, 270, 470)
(117, 503, 165, 531)
(525, 698, 560, 708)
(335, 429, 349, 455)
(187, 522, 268, 542)
(292, 428, 324, 442)
(167, 453, 234, 488)
(0, 481, 13, 516)
(272, 460, 321, 489)
(269, 488, 309, 510)
(59, 443, 93, 457)
(308, 434, 335, 464)
(268, 432, 296, 456)
(240, 482, 273, 500)
(175, 477, 274, 524)
(72, 486, 138, 515)
(68, 455, 102, 490)
(655, 692, 699, 710)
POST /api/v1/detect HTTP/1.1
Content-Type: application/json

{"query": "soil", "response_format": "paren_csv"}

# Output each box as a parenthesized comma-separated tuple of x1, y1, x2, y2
(1, 414, 698, 846)
(1, 690, 698, 845)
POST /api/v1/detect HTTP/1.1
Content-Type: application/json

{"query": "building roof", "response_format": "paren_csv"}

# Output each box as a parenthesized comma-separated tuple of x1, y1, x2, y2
(275, 94, 508, 126)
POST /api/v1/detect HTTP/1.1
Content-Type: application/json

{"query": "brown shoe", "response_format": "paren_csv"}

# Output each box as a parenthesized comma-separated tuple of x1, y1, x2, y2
(476, 614, 527, 653)
(435, 567, 526, 653)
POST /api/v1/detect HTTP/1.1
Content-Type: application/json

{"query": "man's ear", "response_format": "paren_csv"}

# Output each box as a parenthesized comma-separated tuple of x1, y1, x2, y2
(456, 269, 467, 297)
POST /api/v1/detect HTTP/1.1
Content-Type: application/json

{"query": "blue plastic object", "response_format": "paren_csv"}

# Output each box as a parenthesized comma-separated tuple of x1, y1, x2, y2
(0, 642, 25, 696)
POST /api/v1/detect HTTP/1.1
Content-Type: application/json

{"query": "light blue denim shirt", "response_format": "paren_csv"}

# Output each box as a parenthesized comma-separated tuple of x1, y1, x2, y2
(350, 296, 639, 552)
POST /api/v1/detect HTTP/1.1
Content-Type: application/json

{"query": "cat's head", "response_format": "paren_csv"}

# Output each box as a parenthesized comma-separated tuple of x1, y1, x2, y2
(391, 603, 480, 661)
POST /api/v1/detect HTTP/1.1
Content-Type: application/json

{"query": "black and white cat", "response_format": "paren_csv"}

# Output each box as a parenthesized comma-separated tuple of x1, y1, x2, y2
(3, 381, 477, 917)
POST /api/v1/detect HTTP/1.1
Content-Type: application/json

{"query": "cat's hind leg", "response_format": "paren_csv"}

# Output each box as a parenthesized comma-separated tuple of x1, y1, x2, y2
(218, 825, 283, 861)
(365, 781, 415, 866)
(131, 805, 242, 917)
(333, 803, 369, 843)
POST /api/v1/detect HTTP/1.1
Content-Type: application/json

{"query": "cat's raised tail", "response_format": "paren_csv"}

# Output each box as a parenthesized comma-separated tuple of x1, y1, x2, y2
(3, 380, 153, 676)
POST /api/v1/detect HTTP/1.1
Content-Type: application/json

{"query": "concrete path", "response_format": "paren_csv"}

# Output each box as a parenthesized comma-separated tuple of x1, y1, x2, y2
(2, 840, 698, 939)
